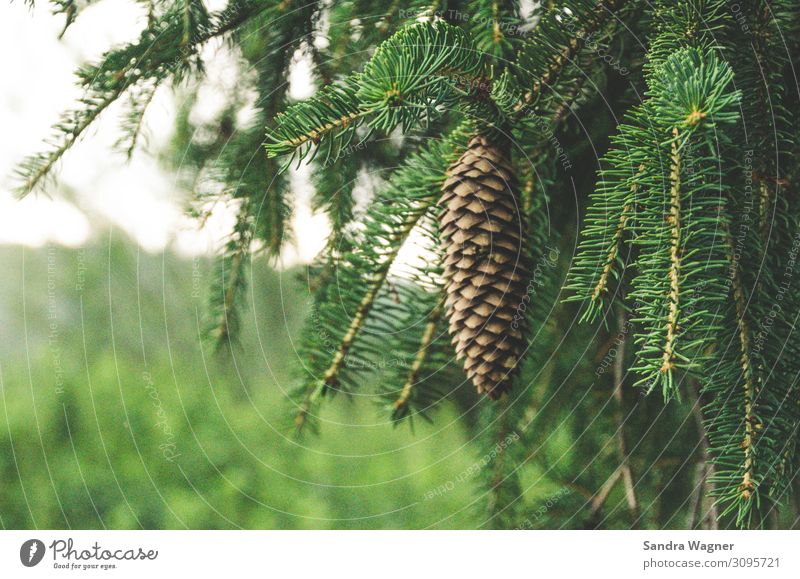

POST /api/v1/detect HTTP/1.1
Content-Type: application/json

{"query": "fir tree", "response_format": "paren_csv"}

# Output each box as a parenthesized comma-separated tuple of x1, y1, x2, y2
(15, 0, 800, 529)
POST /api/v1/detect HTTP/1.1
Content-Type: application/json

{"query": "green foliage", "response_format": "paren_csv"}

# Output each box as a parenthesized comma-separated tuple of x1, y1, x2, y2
(205, 205, 253, 351)
(265, 74, 366, 164)
(14, 0, 800, 529)
(465, 0, 522, 61)
(568, 48, 741, 396)
(698, 0, 800, 528)
(265, 21, 497, 164)
(17, 0, 212, 193)
(291, 127, 471, 433)
(358, 21, 486, 130)
(566, 0, 800, 527)
(508, 0, 625, 112)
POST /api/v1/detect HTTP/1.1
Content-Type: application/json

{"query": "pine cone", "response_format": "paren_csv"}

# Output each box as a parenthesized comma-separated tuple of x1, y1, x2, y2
(439, 134, 528, 399)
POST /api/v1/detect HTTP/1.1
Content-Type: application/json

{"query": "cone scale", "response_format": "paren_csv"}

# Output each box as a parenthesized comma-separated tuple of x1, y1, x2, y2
(439, 134, 529, 399)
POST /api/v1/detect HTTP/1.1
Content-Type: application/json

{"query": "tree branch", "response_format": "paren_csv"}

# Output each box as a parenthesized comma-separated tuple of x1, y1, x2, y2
(613, 305, 639, 526)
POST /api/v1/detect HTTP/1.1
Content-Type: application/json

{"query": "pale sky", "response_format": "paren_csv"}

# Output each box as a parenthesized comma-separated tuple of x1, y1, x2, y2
(0, 0, 327, 263)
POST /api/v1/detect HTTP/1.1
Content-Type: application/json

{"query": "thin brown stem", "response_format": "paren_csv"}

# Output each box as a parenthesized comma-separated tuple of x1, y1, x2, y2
(551, 75, 587, 126)
(687, 462, 706, 529)
(281, 110, 369, 151)
(589, 467, 623, 521)
(758, 180, 772, 245)
(613, 306, 639, 525)
(688, 379, 719, 529)
(392, 300, 444, 415)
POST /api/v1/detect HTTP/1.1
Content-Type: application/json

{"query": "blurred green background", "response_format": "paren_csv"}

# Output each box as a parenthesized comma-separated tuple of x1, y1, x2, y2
(0, 237, 511, 529)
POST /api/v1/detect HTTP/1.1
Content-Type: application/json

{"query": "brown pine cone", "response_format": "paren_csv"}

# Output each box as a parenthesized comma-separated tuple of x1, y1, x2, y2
(439, 134, 529, 399)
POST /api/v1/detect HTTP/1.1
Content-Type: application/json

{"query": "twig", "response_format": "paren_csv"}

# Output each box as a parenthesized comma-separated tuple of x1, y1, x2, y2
(613, 306, 639, 526)
(589, 467, 623, 521)
(687, 462, 706, 529)
(661, 128, 682, 375)
(688, 379, 719, 529)
(392, 300, 444, 416)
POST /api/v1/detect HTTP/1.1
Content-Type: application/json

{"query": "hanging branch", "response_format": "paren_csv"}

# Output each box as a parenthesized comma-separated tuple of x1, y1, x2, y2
(205, 203, 254, 351)
(265, 75, 368, 164)
(564, 142, 641, 322)
(266, 21, 489, 167)
(588, 467, 624, 525)
(115, 79, 162, 159)
(390, 299, 445, 422)
(293, 201, 429, 431)
(291, 127, 470, 433)
(510, 0, 626, 114)
(591, 204, 629, 305)
(465, 0, 523, 61)
(660, 128, 682, 382)
(721, 1, 800, 525)
(729, 242, 758, 507)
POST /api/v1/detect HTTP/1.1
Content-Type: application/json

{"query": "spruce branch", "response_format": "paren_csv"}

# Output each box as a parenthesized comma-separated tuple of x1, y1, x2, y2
(511, 0, 626, 114)
(115, 79, 162, 159)
(293, 241, 401, 431)
(195, 0, 320, 350)
(265, 75, 368, 164)
(373, 221, 454, 426)
(390, 298, 445, 422)
(564, 140, 642, 321)
(591, 203, 629, 305)
(727, 235, 758, 509)
(569, 47, 740, 401)
(690, 0, 800, 527)
(465, 0, 522, 61)
(15, 90, 116, 195)
(758, 181, 773, 247)
(291, 126, 471, 433)
(266, 21, 490, 166)
(660, 128, 682, 382)
(48, 0, 99, 38)
(205, 201, 254, 351)
(359, 21, 486, 131)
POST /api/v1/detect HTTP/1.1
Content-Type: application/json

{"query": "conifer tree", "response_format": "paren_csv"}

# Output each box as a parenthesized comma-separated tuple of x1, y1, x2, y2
(16, 0, 800, 529)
